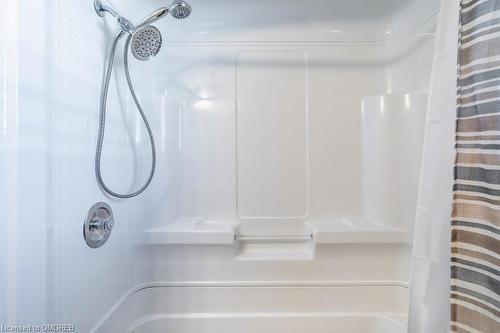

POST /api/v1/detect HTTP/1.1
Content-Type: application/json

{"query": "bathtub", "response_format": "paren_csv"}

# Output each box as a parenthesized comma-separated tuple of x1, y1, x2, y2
(134, 314, 405, 333)
(95, 284, 408, 333)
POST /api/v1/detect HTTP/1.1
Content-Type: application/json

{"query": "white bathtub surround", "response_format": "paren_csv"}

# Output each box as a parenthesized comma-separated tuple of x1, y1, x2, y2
(0, 0, 441, 331)
(408, 1, 460, 332)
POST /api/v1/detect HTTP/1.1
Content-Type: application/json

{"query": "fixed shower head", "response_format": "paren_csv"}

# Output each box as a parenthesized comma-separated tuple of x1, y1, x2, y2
(131, 25, 162, 61)
(170, 0, 192, 19)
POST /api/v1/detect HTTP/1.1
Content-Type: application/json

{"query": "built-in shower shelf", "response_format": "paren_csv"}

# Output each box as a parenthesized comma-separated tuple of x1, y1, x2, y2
(141, 218, 237, 245)
(141, 218, 411, 245)
(309, 223, 411, 244)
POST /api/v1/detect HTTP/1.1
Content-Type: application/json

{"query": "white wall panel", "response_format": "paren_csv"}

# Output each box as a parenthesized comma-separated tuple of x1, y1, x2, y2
(236, 51, 308, 218)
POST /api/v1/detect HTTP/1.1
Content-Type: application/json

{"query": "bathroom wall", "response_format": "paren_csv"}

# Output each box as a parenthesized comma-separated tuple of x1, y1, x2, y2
(0, 0, 50, 326)
(136, 0, 438, 232)
(129, 0, 438, 287)
(0, 0, 438, 331)
(0, 0, 19, 324)
(49, 0, 166, 331)
(1, 0, 164, 331)
(362, 25, 436, 230)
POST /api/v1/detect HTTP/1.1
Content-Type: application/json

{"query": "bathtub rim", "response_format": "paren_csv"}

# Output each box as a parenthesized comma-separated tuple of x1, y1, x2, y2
(91, 280, 409, 333)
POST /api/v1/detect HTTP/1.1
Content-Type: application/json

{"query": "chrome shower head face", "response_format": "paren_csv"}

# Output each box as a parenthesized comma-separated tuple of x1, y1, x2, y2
(170, 1, 191, 19)
(131, 25, 162, 61)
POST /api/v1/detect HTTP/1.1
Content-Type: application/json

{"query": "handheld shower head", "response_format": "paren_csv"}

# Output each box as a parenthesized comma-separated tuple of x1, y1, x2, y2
(136, 7, 169, 28)
(170, 0, 192, 19)
(136, 1, 191, 27)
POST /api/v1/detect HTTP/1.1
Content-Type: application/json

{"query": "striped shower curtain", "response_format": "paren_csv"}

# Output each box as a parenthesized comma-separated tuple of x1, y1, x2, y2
(452, 1, 500, 332)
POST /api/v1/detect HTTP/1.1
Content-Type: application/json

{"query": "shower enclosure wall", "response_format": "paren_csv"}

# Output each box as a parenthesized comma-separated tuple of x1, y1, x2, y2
(0, 0, 439, 332)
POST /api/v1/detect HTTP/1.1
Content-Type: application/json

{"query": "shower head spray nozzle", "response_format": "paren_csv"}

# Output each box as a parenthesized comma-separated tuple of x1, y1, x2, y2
(136, 1, 191, 27)
(170, 1, 192, 19)
(131, 25, 163, 61)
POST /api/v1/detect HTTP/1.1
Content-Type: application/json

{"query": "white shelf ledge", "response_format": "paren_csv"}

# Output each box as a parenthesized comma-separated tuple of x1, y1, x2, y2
(141, 218, 411, 246)
(141, 218, 237, 245)
(308, 222, 411, 244)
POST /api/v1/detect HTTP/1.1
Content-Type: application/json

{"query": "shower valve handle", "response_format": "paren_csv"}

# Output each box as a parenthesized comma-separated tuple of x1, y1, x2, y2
(89, 217, 114, 231)
(83, 203, 114, 249)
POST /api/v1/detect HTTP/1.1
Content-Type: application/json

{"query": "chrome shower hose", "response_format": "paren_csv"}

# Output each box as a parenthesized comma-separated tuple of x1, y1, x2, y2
(95, 31, 156, 198)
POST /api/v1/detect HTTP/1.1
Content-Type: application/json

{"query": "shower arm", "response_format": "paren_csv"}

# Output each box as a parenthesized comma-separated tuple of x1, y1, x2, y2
(94, 1, 188, 32)
(94, 0, 135, 33)
(94, 0, 120, 18)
